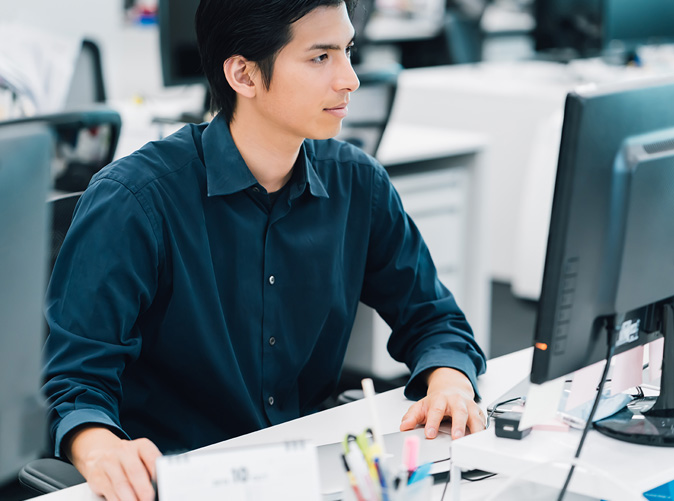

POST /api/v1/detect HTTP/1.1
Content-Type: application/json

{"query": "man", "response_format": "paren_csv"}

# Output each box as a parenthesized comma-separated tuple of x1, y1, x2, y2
(43, 0, 487, 499)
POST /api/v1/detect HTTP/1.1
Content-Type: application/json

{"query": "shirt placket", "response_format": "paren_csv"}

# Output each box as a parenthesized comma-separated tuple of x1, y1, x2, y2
(260, 193, 292, 424)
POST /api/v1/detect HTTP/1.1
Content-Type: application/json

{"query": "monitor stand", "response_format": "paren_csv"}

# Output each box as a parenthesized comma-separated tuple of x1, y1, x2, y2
(593, 303, 674, 446)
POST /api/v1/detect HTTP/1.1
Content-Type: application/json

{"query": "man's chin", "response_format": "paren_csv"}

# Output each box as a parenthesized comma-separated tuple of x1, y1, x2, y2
(305, 124, 343, 141)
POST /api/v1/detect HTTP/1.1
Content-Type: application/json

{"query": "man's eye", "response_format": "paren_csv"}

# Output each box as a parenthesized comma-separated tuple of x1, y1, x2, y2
(313, 54, 328, 63)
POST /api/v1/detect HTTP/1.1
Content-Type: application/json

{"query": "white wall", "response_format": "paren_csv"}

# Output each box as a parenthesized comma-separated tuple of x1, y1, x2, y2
(1, 0, 165, 101)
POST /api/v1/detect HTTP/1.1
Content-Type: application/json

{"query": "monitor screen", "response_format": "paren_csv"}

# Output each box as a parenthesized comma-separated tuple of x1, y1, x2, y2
(158, 0, 203, 87)
(0, 124, 51, 484)
(530, 77, 674, 445)
(534, 0, 603, 58)
(534, 0, 674, 60)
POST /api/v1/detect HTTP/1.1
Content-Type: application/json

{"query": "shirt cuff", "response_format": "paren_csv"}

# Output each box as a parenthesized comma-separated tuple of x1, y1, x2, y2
(54, 409, 130, 458)
(404, 351, 484, 402)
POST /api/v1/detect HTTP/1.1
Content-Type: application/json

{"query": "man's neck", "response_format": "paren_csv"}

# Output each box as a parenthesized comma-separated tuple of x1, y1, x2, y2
(228, 113, 303, 193)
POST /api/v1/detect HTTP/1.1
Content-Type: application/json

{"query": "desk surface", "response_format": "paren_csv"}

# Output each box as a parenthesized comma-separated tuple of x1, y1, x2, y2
(33, 342, 674, 500)
(375, 123, 486, 167)
(36, 344, 674, 500)
(33, 345, 674, 500)
(452, 412, 674, 500)
(30, 349, 532, 500)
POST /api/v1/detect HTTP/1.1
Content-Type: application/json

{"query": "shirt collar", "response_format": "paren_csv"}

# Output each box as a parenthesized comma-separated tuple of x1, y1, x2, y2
(201, 113, 328, 200)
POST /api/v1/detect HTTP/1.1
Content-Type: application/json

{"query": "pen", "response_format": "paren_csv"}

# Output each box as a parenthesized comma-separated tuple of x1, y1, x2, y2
(374, 456, 390, 501)
(346, 444, 378, 501)
(393, 469, 408, 498)
(361, 378, 386, 456)
(342, 453, 367, 501)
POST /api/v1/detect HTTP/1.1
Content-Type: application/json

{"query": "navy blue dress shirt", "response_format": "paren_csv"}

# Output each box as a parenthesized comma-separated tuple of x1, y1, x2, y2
(43, 113, 486, 457)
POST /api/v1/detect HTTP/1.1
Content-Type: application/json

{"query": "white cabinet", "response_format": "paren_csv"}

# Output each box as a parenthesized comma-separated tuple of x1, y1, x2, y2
(343, 124, 490, 379)
(396, 167, 468, 296)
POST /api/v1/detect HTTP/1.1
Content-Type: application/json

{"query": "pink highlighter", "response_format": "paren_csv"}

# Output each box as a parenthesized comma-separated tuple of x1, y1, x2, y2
(402, 434, 420, 479)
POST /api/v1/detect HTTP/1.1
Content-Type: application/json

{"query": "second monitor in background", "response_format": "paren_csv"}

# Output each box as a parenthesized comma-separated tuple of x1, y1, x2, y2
(534, 0, 674, 61)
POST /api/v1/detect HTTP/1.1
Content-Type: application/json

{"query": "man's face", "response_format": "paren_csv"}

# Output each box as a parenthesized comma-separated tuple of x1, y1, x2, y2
(250, 3, 360, 142)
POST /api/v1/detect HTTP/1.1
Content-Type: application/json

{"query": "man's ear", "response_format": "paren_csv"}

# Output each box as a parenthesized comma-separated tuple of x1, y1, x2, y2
(223, 55, 257, 98)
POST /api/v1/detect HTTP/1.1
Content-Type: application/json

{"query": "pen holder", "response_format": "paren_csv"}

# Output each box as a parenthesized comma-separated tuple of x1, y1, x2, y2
(341, 474, 432, 501)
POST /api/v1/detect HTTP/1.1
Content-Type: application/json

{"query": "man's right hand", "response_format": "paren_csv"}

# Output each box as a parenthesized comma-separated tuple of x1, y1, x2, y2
(66, 426, 162, 501)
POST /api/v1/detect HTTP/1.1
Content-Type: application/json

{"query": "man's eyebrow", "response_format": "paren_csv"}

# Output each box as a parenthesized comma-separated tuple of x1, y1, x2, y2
(306, 36, 356, 52)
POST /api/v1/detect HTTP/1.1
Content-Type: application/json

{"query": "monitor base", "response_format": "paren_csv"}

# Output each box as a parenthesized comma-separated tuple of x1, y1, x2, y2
(594, 396, 674, 447)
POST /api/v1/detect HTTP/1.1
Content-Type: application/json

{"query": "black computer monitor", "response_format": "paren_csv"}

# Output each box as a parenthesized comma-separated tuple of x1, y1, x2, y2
(0, 124, 51, 484)
(530, 77, 674, 446)
(534, 0, 603, 59)
(158, 0, 373, 85)
(158, 0, 203, 88)
(534, 0, 674, 62)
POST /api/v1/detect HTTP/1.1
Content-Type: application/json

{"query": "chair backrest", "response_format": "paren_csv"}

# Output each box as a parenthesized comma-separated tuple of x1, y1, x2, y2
(337, 62, 401, 158)
(64, 39, 107, 108)
(331, 0, 402, 158)
(0, 107, 121, 192)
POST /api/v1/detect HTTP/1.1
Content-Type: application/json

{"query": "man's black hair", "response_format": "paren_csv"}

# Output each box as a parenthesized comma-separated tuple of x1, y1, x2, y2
(196, 0, 357, 123)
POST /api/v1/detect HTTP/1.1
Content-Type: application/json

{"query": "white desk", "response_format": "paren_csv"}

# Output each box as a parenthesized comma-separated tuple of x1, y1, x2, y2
(451, 424, 674, 501)
(29, 347, 674, 500)
(29, 349, 531, 501)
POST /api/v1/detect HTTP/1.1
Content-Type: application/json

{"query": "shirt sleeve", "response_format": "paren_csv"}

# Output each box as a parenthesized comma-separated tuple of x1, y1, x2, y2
(43, 176, 162, 457)
(360, 165, 487, 401)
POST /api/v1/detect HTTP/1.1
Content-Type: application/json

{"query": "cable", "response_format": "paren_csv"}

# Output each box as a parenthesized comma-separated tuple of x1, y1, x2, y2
(486, 396, 525, 429)
(556, 319, 618, 501)
(439, 463, 451, 501)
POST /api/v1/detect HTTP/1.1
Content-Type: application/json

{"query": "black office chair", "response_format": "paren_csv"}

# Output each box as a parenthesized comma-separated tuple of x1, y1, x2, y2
(442, 6, 485, 64)
(338, 0, 402, 157)
(339, 62, 400, 158)
(64, 39, 107, 109)
(19, 458, 85, 495)
(0, 107, 121, 192)
(18, 192, 87, 495)
(48, 192, 84, 272)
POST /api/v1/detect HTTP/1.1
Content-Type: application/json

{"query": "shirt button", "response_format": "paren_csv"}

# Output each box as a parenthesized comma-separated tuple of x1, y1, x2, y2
(268, 275, 275, 285)
(252, 186, 260, 193)
(269, 337, 276, 346)
(268, 396, 275, 406)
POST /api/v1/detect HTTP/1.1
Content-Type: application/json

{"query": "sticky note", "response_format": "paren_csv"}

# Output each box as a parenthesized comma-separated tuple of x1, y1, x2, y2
(610, 345, 644, 395)
(519, 377, 565, 431)
(565, 360, 605, 411)
(648, 337, 664, 383)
